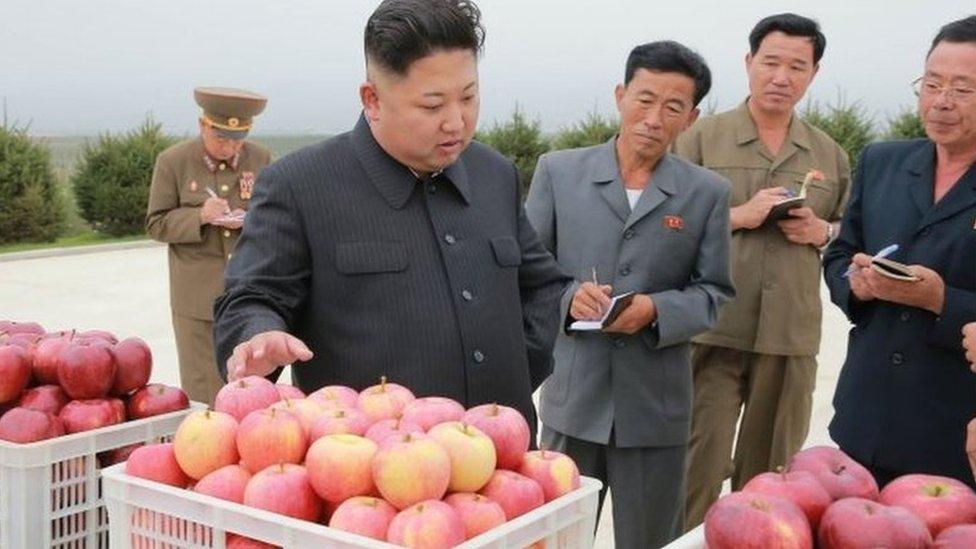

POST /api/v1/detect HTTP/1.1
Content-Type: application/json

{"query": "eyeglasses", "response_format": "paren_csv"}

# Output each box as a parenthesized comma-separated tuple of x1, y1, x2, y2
(911, 77, 976, 104)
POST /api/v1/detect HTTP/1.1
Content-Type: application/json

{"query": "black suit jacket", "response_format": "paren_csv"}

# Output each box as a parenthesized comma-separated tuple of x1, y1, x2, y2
(824, 139, 976, 484)
(214, 116, 571, 430)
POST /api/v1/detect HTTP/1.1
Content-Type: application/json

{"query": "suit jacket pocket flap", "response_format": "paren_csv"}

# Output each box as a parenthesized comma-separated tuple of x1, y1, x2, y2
(336, 241, 408, 274)
(490, 237, 522, 267)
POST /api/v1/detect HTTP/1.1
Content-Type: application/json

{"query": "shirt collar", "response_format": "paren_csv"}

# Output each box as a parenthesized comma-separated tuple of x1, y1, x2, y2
(733, 98, 813, 151)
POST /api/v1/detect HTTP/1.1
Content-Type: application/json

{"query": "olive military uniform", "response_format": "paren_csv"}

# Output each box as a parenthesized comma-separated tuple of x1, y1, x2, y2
(146, 88, 270, 404)
(674, 101, 850, 527)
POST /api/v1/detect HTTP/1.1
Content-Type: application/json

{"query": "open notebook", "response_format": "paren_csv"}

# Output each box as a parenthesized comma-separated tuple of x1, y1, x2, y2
(569, 291, 636, 331)
(762, 169, 824, 225)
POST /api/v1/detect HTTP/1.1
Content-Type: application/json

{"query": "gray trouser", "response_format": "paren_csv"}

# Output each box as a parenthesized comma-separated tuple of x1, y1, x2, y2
(541, 426, 686, 549)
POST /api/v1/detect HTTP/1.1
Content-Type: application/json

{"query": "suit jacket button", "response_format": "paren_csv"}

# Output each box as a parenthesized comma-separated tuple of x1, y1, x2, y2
(223, 230, 231, 238)
(624, 229, 635, 240)
(472, 350, 485, 363)
(462, 290, 473, 301)
(891, 351, 904, 365)
(900, 311, 911, 322)
(444, 234, 457, 245)
(619, 266, 631, 276)
(613, 339, 626, 348)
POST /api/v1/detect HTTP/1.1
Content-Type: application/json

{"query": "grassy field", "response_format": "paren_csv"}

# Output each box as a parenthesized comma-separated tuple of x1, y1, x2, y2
(4, 134, 326, 253)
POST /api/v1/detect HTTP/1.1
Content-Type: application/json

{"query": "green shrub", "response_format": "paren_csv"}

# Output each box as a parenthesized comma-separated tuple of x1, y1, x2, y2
(476, 107, 550, 191)
(551, 111, 618, 150)
(72, 119, 176, 236)
(885, 108, 926, 141)
(0, 124, 65, 244)
(802, 98, 876, 170)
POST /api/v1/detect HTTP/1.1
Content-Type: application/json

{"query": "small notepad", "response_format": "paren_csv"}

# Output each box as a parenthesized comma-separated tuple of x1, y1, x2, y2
(569, 291, 636, 331)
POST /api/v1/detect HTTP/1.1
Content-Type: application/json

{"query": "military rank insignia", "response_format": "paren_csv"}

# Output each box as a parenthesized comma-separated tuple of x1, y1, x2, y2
(240, 172, 255, 200)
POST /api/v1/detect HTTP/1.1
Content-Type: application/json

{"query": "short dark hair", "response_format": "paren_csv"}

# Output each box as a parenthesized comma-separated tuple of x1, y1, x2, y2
(364, 0, 485, 76)
(929, 15, 976, 56)
(749, 13, 826, 64)
(624, 41, 712, 106)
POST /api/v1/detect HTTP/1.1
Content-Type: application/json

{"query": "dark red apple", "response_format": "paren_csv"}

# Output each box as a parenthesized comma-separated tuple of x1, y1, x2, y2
(704, 491, 813, 549)
(0, 407, 64, 443)
(788, 445, 879, 501)
(0, 344, 32, 404)
(0, 320, 45, 336)
(32, 333, 75, 385)
(879, 474, 976, 537)
(111, 337, 152, 395)
(742, 467, 833, 529)
(108, 398, 126, 423)
(59, 399, 121, 433)
(127, 384, 189, 420)
(18, 384, 69, 415)
(818, 497, 931, 548)
(57, 340, 116, 399)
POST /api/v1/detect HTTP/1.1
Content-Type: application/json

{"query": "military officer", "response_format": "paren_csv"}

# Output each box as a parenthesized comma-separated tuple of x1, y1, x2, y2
(147, 87, 271, 404)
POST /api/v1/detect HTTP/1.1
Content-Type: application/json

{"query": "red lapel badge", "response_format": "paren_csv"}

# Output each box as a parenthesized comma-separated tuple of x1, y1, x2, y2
(664, 215, 684, 231)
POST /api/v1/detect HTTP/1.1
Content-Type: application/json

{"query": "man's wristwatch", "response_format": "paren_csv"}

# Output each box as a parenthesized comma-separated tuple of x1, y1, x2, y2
(819, 221, 834, 249)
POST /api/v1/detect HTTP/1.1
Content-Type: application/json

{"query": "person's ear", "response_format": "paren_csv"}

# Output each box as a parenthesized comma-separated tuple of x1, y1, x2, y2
(360, 81, 381, 122)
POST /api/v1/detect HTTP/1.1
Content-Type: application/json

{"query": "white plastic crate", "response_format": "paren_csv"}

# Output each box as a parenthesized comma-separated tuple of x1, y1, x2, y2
(102, 464, 601, 549)
(0, 403, 202, 548)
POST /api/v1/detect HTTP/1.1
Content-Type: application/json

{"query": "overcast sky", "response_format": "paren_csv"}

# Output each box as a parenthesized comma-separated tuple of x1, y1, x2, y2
(2, 0, 972, 136)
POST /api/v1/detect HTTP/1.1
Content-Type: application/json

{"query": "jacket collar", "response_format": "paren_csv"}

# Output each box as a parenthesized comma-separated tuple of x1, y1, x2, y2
(732, 99, 813, 151)
(350, 114, 471, 209)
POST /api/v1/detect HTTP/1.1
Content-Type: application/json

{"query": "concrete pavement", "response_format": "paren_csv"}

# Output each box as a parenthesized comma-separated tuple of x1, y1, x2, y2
(0, 244, 852, 547)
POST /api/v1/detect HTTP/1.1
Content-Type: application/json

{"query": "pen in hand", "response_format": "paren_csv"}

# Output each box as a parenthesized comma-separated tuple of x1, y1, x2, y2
(843, 243, 899, 278)
(206, 186, 232, 216)
(591, 266, 598, 285)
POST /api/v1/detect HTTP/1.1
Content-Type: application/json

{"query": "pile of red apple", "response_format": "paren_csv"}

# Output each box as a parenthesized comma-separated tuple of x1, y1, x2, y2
(704, 445, 976, 548)
(124, 375, 582, 549)
(0, 319, 189, 451)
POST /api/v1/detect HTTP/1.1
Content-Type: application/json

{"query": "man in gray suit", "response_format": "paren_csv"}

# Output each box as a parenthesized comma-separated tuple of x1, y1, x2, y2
(525, 41, 733, 548)
(212, 0, 570, 429)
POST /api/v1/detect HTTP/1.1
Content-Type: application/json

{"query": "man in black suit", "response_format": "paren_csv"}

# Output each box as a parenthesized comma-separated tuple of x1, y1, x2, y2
(212, 0, 570, 428)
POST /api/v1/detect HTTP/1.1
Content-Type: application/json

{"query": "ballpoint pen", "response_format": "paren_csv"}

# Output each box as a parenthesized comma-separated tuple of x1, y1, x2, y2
(843, 243, 899, 278)
(206, 187, 232, 216)
(591, 266, 598, 285)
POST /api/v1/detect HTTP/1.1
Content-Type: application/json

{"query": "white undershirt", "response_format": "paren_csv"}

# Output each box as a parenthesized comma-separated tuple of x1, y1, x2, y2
(625, 188, 643, 210)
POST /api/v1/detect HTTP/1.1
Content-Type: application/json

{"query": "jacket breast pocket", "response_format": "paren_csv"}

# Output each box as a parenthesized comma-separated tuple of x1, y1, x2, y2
(490, 237, 522, 268)
(335, 241, 409, 274)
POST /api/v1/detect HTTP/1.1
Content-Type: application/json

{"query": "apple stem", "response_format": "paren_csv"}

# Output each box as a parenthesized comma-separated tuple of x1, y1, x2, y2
(490, 402, 499, 416)
(380, 375, 387, 392)
(776, 465, 786, 481)
(277, 463, 285, 473)
(336, 410, 346, 418)
(237, 379, 247, 388)
(540, 446, 547, 459)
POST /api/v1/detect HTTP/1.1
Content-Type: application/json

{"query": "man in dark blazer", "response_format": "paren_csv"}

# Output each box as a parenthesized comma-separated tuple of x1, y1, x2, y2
(212, 0, 570, 429)
(824, 15, 976, 487)
(525, 42, 733, 548)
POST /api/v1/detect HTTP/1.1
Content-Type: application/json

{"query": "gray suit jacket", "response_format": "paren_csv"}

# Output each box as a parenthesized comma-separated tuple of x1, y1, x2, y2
(525, 139, 734, 448)
(213, 116, 571, 433)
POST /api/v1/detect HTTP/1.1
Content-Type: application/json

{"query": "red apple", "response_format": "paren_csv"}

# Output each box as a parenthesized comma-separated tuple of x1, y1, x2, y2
(125, 443, 191, 487)
(31, 333, 75, 385)
(214, 376, 281, 422)
(107, 397, 126, 423)
(364, 416, 425, 445)
(705, 491, 813, 549)
(18, 384, 69, 415)
(879, 474, 976, 536)
(268, 398, 326, 437)
(0, 344, 32, 404)
(194, 464, 252, 504)
(401, 396, 465, 432)
(742, 468, 833, 529)
(127, 384, 189, 420)
(329, 496, 398, 541)
(463, 402, 532, 470)
(236, 408, 307, 474)
(478, 470, 545, 520)
(935, 524, 976, 548)
(0, 407, 64, 442)
(372, 432, 451, 510)
(518, 449, 581, 503)
(77, 329, 118, 344)
(274, 384, 305, 400)
(387, 499, 466, 549)
(307, 384, 359, 410)
(306, 434, 378, 503)
(444, 492, 507, 540)
(243, 463, 322, 522)
(818, 497, 931, 549)
(111, 337, 152, 395)
(59, 399, 121, 433)
(0, 320, 44, 335)
(174, 409, 239, 480)
(788, 445, 879, 501)
(57, 340, 116, 399)
(357, 376, 415, 422)
(309, 407, 372, 439)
